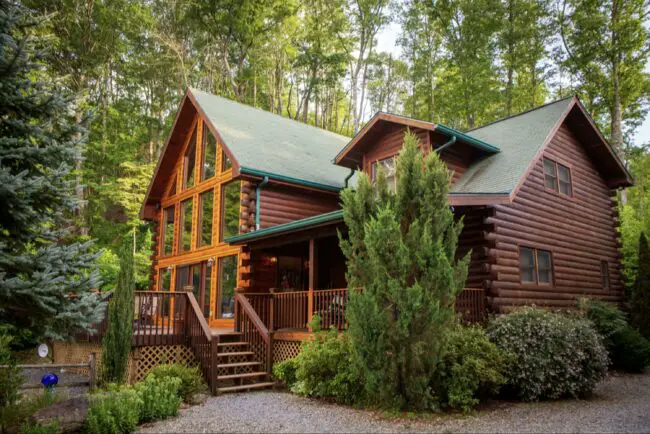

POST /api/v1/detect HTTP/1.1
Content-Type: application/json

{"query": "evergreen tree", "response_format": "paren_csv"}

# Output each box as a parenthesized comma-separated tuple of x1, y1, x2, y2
(339, 131, 470, 411)
(631, 232, 650, 338)
(0, 1, 103, 340)
(101, 244, 135, 383)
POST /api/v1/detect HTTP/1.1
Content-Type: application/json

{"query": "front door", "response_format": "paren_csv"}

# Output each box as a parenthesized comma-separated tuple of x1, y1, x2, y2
(214, 255, 237, 327)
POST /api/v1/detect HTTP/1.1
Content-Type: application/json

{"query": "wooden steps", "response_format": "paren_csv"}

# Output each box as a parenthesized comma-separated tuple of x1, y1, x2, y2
(213, 336, 271, 395)
(217, 382, 274, 394)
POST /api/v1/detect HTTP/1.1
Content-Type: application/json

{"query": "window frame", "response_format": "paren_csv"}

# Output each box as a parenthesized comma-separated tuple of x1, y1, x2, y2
(179, 197, 194, 253)
(198, 189, 214, 248)
(220, 181, 240, 242)
(183, 125, 198, 190)
(201, 124, 217, 181)
(161, 205, 176, 257)
(519, 246, 554, 286)
(371, 155, 397, 192)
(543, 156, 573, 197)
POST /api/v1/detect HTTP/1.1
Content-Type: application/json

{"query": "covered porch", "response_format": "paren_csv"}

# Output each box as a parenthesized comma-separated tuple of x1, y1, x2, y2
(227, 210, 348, 339)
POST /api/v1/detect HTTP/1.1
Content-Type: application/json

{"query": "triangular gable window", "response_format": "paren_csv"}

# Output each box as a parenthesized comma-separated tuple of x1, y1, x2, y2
(184, 126, 197, 189)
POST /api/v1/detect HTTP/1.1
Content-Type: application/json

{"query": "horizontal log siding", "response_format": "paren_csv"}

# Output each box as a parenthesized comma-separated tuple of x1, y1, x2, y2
(258, 185, 340, 229)
(456, 206, 492, 290)
(488, 124, 623, 311)
(362, 126, 470, 185)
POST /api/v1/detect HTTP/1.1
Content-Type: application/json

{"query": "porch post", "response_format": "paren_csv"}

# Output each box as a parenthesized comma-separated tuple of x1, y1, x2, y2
(308, 238, 318, 330)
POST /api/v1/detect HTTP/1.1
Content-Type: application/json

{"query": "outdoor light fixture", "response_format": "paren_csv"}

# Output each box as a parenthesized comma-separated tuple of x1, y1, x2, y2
(207, 257, 215, 267)
(167, 265, 173, 272)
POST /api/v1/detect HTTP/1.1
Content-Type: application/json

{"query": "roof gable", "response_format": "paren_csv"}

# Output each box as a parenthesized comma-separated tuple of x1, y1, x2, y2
(452, 97, 632, 197)
(335, 112, 500, 169)
(189, 88, 352, 190)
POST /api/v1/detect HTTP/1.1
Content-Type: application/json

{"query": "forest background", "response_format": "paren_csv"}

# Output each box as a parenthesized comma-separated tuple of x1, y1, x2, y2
(25, 0, 650, 291)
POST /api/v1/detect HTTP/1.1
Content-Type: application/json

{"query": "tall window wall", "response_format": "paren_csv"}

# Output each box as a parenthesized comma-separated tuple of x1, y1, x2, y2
(155, 116, 242, 325)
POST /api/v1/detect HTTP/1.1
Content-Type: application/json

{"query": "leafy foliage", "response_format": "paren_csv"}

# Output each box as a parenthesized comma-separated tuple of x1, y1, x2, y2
(0, 330, 25, 432)
(284, 328, 363, 405)
(19, 420, 60, 434)
(631, 233, 650, 338)
(101, 245, 135, 384)
(437, 324, 510, 412)
(273, 358, 299, 389)
(86, 385, 142, 434)
(578, 297, 627, 351)
(487, 307, 608, 401)
(2, 390, 59, 434)
(134, 375, 182, 422)
(609, 327, 650, 372)
(148, 364, 207, 403)
(0, 0, 104, 341)
(340, 131, 469, 410)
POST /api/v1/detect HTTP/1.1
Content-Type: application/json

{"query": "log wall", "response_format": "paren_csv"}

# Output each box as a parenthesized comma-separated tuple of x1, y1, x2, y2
(487, 124, 623, 311)
(258, 185, 340, 229)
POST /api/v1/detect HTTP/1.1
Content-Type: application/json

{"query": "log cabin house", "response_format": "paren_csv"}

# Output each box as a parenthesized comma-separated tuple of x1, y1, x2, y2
(124, 88, 632, 394)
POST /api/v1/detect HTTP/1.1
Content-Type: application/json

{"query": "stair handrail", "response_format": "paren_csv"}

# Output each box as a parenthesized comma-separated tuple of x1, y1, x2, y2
(234, 292, 272, 371)
(183, 292, 217, 395)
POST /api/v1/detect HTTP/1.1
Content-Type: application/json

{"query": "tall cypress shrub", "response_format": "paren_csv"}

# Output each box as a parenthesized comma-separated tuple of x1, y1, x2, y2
(101, 245, 135, 383)
(339, 131, 469, 410)
(631, 232, 650, 338)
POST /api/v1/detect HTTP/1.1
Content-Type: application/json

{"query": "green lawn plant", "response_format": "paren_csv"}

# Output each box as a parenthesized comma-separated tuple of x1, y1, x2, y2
(86, 384, 141, 434)
(134, 375, 182, 422)
(340, 131, 469, 411)
(147, 363, 207, 403)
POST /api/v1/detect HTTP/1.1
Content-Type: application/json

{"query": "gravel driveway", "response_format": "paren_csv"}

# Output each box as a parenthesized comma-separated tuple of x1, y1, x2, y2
(139, 372, 650, 433)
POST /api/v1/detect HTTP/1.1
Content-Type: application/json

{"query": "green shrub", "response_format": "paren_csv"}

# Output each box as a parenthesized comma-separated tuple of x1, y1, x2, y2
(1, 390, 58, 434)
(148, 364, 207, 403)
(437, 325, 510, 412)
(578, 298, 627, 351)
(290, 328, 362, 405)
(273, 358, 298, 389)
(610, 327, 650, 372)
(86, 384, 142, 434)
(19, 420, 60, 434)
(134, 375, 182, 422)
(487, 307, 608, 401)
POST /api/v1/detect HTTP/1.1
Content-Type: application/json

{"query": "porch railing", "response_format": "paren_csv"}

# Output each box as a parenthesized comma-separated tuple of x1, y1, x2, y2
(131, 291, 217, 394)
(244, 287, 486, 331)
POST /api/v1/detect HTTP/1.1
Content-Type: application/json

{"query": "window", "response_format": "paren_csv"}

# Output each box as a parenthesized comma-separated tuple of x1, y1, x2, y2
(519, 246, 553, 285)
(158, 268, 171, 315)
(544, 157, 572, 196)
(558, 164, 572, 196)
(167, 176, 177, 197)
(222, 150, 232, 172)
(601, 260, 610, 289)
(371, 156, 397, 192)
(199, 190, 214, 247)
(204, 265, 213, 318)
(520, 247, 536, 282)
(218, 255, 237, 319)
(543, 157, 558, 191)
(202, 125, 217, 181)
(184, 126, 197, 189)
(180, 198, 193, 252)
(220, 181, 240, 241)
(162, 205, 175, 256)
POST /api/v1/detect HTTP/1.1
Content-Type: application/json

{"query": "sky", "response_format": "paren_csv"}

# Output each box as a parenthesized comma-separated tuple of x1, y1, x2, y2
(374, 22, 650, 147)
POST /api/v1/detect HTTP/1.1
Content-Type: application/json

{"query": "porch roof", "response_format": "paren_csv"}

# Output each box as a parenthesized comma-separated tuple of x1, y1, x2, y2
(225, 210, 344, 245)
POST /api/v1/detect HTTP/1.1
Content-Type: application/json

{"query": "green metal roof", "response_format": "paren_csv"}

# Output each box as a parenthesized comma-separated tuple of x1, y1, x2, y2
(190, 88, 352, 189)
(451, 97, 574, 194)
(225, 210, 344, 245)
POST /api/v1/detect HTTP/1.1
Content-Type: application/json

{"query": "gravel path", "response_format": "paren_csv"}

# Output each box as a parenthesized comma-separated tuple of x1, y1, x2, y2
(139, 372, 650, 433)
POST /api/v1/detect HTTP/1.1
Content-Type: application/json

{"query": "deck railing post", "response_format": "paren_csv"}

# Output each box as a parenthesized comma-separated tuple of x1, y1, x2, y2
(269, 288, 275, 332)
(210, 336, 218, 395)
(234, 288, 242, 332)
(307, 288, 314, 330)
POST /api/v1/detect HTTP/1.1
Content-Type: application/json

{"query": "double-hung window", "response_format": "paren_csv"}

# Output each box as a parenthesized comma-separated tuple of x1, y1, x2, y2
(371, 156, 397, 192)
(543, 157, 572, 197)
(520, 247, 553, 285)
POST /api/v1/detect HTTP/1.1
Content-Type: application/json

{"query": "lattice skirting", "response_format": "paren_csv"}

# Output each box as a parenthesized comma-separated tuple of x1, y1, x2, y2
(273, 340, 302, 364)
(53, 342, 196, 384)
(131, 345, 197, 382)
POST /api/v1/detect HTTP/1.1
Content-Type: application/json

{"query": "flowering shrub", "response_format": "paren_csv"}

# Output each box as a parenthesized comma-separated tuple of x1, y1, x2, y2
(437, 324, 510, 412)
(487, 307, 608, 401)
